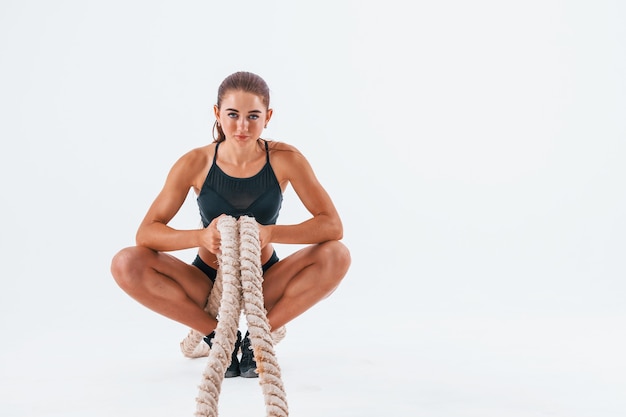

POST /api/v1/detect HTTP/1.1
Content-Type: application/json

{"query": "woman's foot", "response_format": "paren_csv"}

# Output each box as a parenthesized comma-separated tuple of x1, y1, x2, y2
(239, 331, 258, 378)
(204, 330, 242, 378)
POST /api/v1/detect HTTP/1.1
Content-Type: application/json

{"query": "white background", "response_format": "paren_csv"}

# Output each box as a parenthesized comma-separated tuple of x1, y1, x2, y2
(1, 1, 625, 416)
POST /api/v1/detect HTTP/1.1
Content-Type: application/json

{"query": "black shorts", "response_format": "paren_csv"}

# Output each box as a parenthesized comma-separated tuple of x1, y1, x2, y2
(191, 250, 280, 283)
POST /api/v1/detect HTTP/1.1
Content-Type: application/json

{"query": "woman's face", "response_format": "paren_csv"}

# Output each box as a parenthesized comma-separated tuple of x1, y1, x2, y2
(214, 90, 272, 144)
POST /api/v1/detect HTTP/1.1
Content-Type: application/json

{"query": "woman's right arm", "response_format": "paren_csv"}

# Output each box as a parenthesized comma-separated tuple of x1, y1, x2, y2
(134, 150, 205, 252)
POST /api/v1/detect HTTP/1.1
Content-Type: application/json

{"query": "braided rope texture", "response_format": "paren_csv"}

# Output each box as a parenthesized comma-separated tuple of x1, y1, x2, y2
(195, 216, 242, 417)
(193, 216, 288, 417)
(180, 266, 223, 358)
(239, 216, 288, 417)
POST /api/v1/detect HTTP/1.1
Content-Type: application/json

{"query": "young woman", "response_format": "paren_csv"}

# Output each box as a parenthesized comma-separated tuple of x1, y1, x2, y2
(110, 71, 351, 378)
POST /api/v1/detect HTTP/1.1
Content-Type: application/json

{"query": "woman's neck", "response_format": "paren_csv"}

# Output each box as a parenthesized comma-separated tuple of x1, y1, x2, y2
(218, 138, 264, 167)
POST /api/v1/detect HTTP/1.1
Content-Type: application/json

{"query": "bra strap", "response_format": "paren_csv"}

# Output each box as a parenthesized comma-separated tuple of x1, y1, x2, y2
(213, 141, 220, 163)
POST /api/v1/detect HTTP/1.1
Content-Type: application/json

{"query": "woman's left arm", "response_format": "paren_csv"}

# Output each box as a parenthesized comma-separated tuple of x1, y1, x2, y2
(260, 146, 343, 246)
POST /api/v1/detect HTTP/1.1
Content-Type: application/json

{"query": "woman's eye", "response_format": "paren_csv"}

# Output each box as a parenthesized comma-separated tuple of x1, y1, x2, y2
(249, 114, 259, 120)
(227, 113, 238, 118)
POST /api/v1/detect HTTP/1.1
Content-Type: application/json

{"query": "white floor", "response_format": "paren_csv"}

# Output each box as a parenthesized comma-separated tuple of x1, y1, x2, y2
(2, 263, 625, 417)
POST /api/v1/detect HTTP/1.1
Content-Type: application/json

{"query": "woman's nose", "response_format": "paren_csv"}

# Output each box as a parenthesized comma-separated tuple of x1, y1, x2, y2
(237, 117, 248, 131)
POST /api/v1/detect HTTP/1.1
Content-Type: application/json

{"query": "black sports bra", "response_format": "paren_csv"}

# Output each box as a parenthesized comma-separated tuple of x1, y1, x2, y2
(196, 140, 283, 227)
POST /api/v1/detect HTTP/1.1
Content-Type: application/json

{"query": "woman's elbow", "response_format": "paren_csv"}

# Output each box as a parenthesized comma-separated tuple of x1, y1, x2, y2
(328, 218, 344, 241)
(135, 228, 150, 248)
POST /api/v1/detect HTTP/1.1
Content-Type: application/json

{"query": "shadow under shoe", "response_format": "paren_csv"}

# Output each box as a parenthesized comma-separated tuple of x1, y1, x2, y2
(240, 331, 258, 378)
(204, 330, 242, 378)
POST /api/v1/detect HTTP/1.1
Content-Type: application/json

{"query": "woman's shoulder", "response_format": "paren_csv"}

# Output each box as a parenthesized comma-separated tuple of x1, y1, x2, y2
(166, 143, 217, 189)
(265, 139, 313, 181)
(266, 139, 304, 160)
(176, 143, 216, 165)
(167, 143, 216, 181)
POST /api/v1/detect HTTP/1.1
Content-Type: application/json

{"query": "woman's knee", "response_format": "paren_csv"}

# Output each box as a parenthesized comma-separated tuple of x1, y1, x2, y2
(110, 246, 154, 290)
(314, 241, 351, 292)
(319, 240, 351, 272)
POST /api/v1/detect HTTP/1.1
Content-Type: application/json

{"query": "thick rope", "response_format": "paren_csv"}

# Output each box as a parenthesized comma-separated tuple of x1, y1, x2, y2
(179, 225, 228, 359)
(193, 216, 288, 417)
(180, 267, 224, 358)
(180, 233, 285, 358)
(195, 216, 242, 417)
(239, 216, 289, 417)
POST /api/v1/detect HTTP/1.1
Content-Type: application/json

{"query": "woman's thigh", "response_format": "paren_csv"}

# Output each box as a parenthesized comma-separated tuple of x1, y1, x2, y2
(261, 241, 349, 308)
(112, 246, 213, 307)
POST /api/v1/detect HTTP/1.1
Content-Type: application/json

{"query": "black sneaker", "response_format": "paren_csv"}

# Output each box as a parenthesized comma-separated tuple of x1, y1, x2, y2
(239, 331, 258, 378)
(204, 330, 242, 378)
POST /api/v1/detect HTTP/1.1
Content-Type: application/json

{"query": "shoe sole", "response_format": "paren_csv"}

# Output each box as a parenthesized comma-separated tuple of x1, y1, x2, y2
(239, 370, 258, 378)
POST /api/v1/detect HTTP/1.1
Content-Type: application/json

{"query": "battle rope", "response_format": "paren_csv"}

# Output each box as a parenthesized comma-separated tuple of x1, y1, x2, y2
(188, 215, 288, 417)
(179, 227, 286, 359)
